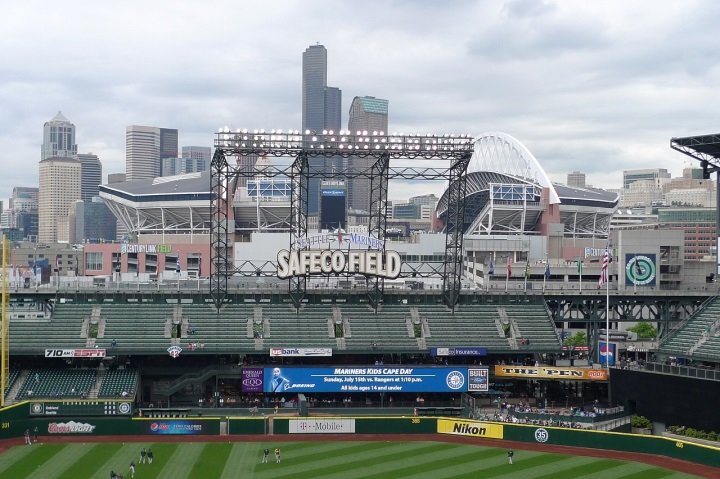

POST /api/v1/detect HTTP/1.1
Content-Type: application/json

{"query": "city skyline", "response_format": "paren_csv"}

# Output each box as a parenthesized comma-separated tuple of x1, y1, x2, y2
(1, 0, 717, 204)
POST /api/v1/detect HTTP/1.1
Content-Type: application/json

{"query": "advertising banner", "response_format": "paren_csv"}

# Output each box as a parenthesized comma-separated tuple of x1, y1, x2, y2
(241, 367, 264, 393)
(599, 341, 616, 367)
(263, 367, 470, 393)
(288, 418, 356, 434)
(269, 348, 332, 357)
(494, 365, 609, 381)
(147, 420, 206, 435)
(45, 348, 106, 358)
(625, 254, 657, 286)
(431, 347, 487, 357)
(47, 421, 97, 434)
(468, 368, 489, 391)
(437, 419, 504, 439)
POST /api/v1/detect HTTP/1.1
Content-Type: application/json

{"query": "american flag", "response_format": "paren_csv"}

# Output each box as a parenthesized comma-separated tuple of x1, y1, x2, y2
(598, 249, 610, 288)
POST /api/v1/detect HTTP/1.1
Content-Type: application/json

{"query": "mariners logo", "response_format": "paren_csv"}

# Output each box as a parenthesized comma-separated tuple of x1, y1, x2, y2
(167, 346, 182, 358)
(625, 254, 656, 286)
(445, 371, 465, 390)
(118, 402, 131, 414)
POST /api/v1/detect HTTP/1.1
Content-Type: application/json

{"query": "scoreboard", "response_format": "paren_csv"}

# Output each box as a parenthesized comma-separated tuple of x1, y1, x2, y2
(28, 400, 133, 417)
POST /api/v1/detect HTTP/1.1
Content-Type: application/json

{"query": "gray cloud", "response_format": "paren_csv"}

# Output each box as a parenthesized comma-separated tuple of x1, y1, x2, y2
(0, 0, 717, 207)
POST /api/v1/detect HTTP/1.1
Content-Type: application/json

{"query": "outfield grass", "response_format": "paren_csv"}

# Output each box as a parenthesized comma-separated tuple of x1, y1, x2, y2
(0, 440, 705, 479)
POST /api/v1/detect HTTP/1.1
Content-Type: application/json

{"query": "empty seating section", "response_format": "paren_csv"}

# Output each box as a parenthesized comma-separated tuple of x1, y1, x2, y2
(10, 303, 91, 353)
(419, 303, 560, 352)
(342, 304, 419, 351)
(101, 303, 172, 352)
(16, 368, 96, 400)
(183, 304, 255, 352)
(3, 369, 19, 400)
(504, 303, 562, 351)
(661, 298, 720, 360)
(99, 368, 138, 398)
(264, 304, 336, 348)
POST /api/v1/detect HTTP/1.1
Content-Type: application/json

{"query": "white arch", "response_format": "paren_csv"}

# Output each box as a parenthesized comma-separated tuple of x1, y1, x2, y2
(471, 132, 560, 204)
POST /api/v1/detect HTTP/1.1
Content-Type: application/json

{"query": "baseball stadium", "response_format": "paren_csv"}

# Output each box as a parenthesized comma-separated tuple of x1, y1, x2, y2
(0, 131, 719, 478)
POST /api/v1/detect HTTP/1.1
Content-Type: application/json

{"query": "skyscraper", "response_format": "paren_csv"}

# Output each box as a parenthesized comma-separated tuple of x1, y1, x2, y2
(346, 96, 389, 212)
(74, 153, 103, 201)
(302, 44, 342, 215)
(182, 146, 212, 172)
(41, 111, 77, 160)
(126, 125, 178, 180)
(567, 171, 586, 188)
(38, 157, 81, 243)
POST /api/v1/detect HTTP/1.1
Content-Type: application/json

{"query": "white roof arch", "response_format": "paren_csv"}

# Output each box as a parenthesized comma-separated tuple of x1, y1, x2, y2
(471, 132, 560, 204)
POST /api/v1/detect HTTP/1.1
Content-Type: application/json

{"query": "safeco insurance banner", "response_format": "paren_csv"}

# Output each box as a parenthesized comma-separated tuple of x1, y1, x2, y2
(437, 419, 504, 439)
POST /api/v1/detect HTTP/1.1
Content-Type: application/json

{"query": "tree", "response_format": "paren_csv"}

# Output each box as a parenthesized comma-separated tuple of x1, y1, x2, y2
(563, 331, 588, 347)
(627, 322, 657, 339)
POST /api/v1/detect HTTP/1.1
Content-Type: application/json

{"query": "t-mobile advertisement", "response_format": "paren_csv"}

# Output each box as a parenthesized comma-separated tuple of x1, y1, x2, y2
(242, 367, 264, 393)
(147, 420, 205, 435)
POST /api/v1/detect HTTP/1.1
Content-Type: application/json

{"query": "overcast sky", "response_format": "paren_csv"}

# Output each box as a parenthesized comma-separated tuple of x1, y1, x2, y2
(1, 0, 718, 204)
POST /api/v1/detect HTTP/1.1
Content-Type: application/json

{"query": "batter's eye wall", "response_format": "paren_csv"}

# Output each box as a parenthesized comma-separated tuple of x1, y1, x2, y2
(611, 369, 720, 431)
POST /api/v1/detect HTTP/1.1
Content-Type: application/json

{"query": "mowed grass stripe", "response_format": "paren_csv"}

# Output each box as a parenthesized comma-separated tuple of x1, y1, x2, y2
(452, 451, 571, 479)
(26, 443, 99, 479)
(88, 442, 152, 479)
(365, 445, 509, 479)
(259, 441, 448, 479)
(1, 444, 66, 479)
(530, 457, 627, 479)
(614, 469, 677, 479)
(0, 444, 37, 475)
(188, 442, 233, 478)
(155, 443, 206, 479)
(57, 443, 122, 479)
(278, 440, 392, 467)
(220, 442, 262, 479)
(132, 443, 181, 479)
(390, 446, 516, 478)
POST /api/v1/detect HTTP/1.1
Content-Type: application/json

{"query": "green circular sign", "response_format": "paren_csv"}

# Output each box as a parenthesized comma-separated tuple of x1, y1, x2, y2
(626, 255, 656, 285)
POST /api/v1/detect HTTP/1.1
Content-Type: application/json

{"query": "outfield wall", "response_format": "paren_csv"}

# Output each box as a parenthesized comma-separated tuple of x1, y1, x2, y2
(1, 405, 718, 468)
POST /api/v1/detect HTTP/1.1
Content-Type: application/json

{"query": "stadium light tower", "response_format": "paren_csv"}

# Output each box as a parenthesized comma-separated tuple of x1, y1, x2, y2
(670, 134, 720, 276)
(211, 129, 475, 310)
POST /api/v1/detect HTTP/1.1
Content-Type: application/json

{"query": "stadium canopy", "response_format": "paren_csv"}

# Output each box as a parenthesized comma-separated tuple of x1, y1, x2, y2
(671, 133, 720, 166)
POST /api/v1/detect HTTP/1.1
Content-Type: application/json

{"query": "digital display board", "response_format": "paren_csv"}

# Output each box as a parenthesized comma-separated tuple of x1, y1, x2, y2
(262, 367, 485, 393)
(29, 401, 133, 416)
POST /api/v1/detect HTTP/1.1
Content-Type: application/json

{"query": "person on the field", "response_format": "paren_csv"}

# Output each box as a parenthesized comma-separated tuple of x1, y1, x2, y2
(24, 429, 31, 445)
(147, 448, 154, 464)
(275, 447, 281, 463)
(508, 449, 514, 464)
(262, 447, 270, 463)
(33, 426, 38, 442)
(140, 447, 147, 464)
(129, 461, 136, 478)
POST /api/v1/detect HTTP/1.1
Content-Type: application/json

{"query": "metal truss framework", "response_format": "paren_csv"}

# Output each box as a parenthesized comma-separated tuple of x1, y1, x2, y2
(210, 130, 474, 310)
(545, 293, 705, 362)
(104, 201, 212, 237)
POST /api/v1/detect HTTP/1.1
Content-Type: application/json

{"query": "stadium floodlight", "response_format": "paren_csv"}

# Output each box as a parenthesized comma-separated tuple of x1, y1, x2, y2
(214, 130, 475, 159)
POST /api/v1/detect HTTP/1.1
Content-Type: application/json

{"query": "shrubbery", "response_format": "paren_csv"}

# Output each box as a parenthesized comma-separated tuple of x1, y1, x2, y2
(631, 415, 651, 429)
(667, 425, 720, 442)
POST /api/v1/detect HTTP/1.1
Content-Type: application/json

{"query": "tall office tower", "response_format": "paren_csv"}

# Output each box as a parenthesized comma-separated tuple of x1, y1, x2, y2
(74, 153, 102, 201)
(567, 171, 586, 188)
(346, 96, 390, 212)
(38, 157, 81, 243)
(107, 173, 126, 184)
(107, 173, 127, 240)
(182, 146, 212, 172)
(41, 111, 77, 160)
(302, 44, 342, 215)
(125, 125, 178, 180)
(11, 187, 39, 240)
(69, 198, 117, 243)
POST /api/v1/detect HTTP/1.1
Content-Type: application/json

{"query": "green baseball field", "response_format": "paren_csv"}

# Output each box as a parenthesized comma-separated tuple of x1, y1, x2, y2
(0, 440, 706, 479)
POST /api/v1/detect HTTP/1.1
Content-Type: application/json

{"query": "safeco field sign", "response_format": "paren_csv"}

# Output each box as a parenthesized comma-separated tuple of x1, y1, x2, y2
(437, 419, 504, 439)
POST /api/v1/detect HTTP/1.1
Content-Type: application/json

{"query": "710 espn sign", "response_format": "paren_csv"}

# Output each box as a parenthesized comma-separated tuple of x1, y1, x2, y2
(45, 349, 107, 358)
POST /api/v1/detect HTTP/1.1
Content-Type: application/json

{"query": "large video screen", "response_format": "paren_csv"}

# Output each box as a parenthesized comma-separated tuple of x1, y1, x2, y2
(320, 192, 346, 230)
(259, 366, 488, 393)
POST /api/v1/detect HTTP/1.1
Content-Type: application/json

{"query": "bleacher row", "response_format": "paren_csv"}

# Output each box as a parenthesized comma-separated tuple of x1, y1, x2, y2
(3, 367, 138, 402)
(7, 301, 562, 354)
(660, 297, 720, 361)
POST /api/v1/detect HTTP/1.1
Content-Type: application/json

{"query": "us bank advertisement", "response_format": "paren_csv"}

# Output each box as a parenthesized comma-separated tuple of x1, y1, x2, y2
(263, 367, 477, 393)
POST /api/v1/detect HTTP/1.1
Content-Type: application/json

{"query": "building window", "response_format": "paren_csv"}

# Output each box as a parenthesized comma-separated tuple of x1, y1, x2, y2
(85, 252, 103, 271)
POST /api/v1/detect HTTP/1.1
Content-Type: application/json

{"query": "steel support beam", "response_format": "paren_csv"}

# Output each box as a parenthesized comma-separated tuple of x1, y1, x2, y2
(210, 150, 230, 309)
(367, 154, 390, 310)
(442, 154, 471, 310)
(288, 153, 309, 308)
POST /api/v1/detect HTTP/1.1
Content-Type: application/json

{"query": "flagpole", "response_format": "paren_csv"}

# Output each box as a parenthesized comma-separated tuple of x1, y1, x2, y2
(505, 257, 509, 293)
(524, 262, 528, 292)
(579, 258, 582, 293)
(542, 256, 547, 292)
(606, 251, 610, 368)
